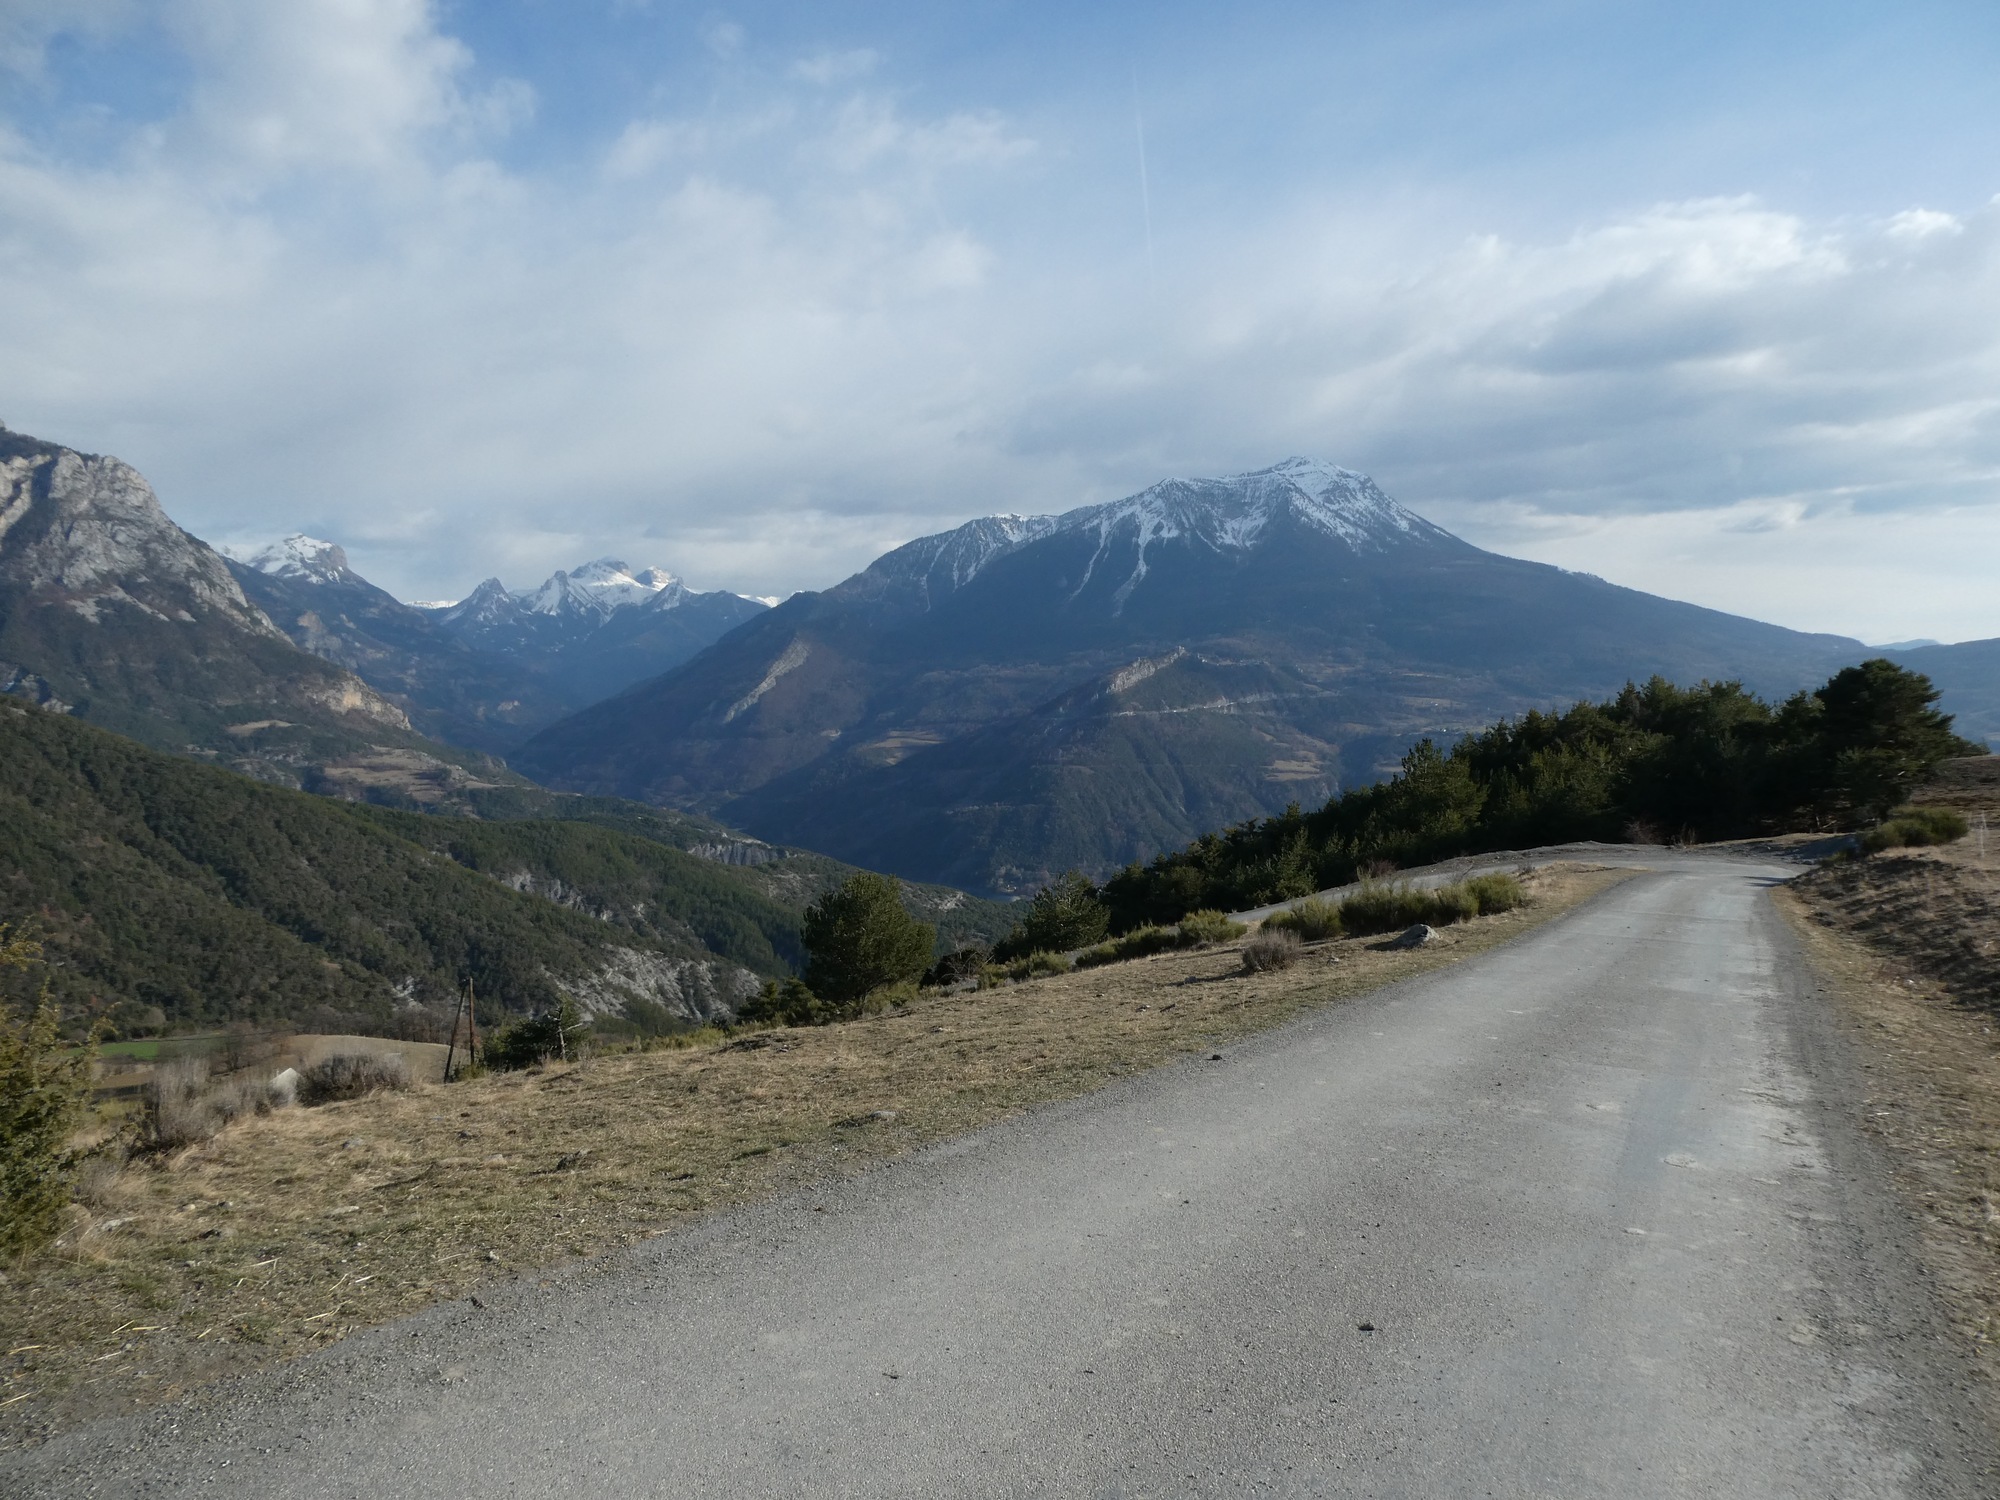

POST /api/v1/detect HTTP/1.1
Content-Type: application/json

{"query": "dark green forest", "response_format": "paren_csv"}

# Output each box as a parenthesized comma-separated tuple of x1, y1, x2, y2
(0, 706, 1007, 1037)
(1101, 660, 1985, 930)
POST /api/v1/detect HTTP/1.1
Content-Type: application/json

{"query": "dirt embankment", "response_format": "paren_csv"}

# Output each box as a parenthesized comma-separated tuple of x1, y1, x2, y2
(1790, 756, 2000, 1008)
(1781, 754, 2000, 1380)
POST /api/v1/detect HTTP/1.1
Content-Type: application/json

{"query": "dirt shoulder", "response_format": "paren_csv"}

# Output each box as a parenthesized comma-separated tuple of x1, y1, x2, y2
(1788, 756, 2000, 1007)
(0, 863, 1626, 1449)
(1777, 754, 2000, 1383)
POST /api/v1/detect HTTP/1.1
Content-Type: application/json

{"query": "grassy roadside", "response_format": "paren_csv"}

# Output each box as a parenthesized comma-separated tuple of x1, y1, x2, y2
(1774, 888, 2000, 1387)
(0, 862, 1627, 1449)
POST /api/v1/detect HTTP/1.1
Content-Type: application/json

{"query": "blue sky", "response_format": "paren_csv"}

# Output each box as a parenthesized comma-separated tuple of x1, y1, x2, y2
(2, 1, 1997, 641)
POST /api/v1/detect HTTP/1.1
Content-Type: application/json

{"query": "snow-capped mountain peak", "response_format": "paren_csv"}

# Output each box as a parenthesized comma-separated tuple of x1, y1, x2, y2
(858, 458, 1455, 613)
(235, 533, 354, 586)
(521, 558, 686, 619)
(1059, 458, 1446, 556)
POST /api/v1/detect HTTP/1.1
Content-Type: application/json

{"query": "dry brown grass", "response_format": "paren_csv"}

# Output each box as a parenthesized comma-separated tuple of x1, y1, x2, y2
(0, 863, 1624, 1448)
(1775, 888, 2000, 1392)
(1778, 757, 2000, 1392)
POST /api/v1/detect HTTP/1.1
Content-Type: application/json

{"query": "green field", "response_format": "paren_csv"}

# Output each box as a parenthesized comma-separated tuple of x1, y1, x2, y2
(91, 1035, 224, 1063)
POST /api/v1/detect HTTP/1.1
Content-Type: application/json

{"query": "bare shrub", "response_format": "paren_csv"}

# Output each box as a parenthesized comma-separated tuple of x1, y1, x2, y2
(209, 1073, 279, 1123)
(71, 1146, 127, 1209)
(143, 1057, 219, 1151)
(1241, 930, 1303, 972)
(298, 1051, 411, 1106)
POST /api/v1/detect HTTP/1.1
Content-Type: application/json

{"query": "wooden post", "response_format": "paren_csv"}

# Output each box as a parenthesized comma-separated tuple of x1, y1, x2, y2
(466, 979, 479, 1069)
(443, 981, 465, 1083)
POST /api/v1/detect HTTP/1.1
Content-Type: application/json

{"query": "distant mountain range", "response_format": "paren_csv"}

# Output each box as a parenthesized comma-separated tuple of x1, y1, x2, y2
(5, 427, 1991, 904)
(513, 458, 1906, 893)
(0, 426, 450, 787)
(227, 535, 766, 752)
(1883, 637, 2000, 756)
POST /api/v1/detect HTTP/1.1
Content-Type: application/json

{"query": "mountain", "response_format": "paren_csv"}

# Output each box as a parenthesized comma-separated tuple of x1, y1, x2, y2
(0, 703, 1011, 1037)
(1889, 638, 2000, 751)
(0, 700, 778, 1033)
(0, 426, 487, 788)
(225, 534, 576, 753)
(231, 540, 767, 750)
(515, 458, 1871, 894)
(433, 557, 769, 707)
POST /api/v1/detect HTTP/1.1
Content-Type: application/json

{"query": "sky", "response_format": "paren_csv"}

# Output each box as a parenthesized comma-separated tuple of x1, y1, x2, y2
(1, 1, 1997, 643)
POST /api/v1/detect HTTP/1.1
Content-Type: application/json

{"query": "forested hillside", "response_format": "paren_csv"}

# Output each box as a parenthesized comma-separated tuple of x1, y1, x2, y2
(1099, 661, 1987, 929)
(0, 706, 1004, 1037)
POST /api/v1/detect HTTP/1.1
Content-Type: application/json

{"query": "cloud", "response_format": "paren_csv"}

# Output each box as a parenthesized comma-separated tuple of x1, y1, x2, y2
(791, 48, 877, 86)
(701, 17, 745, 59)
(160, 0, 529, 176)
(0, 9, 1995, 648)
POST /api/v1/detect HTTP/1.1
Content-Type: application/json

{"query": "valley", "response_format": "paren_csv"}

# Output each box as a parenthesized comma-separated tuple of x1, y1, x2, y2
(2, 424, 1997, 1488)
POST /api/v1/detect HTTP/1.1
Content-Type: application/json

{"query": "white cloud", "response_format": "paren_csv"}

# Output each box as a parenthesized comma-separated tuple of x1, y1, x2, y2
(0, 11, 1995, 647)
(701, 18, 745, 59)
(791, 48, 877, 86)
(163, 0, 525, 176)
(0, 0, 135, 77)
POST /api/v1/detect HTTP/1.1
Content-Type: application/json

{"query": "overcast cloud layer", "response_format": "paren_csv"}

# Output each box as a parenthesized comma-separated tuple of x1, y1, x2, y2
(1, 1, 1996, 643)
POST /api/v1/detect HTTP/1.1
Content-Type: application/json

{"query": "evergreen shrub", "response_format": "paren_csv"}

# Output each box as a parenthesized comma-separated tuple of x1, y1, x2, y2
(1176, 910, 1246, 947)
(1858, 807, 1970, 854)
(0, 930, 96, 1253)
(801, 875, 935, 1009)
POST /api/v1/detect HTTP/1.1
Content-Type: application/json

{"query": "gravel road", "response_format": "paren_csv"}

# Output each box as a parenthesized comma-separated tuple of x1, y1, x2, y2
(10, 854, 1996, 1497)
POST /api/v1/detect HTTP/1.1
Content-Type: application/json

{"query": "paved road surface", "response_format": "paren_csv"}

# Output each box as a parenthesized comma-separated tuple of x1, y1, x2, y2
(11, 856, 1997, 1496)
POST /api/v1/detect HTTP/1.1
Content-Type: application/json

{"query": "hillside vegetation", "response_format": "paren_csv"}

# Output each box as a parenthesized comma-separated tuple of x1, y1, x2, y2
(0, 706, 1003, 1037)
(1101, 661, 1985, 928)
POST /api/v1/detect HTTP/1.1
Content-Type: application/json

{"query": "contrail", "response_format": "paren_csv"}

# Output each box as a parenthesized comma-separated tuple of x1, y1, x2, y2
(1132, 68, 1155, 283)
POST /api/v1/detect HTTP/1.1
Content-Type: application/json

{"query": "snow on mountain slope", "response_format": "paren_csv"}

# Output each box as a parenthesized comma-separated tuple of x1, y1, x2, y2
(234, 534, 357, 586)
(521, 559, 687, 619)
(1058, 458, 1447, 555)
(855, 457, 1455, 613)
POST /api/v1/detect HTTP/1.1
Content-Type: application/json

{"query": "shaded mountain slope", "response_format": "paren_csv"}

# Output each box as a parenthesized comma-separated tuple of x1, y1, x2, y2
(518, 459, 1867, 892)
(230, 539, 767, 752)
(0, 427, 508, 789)
(0, 705, 774, 1033)
(1891, 638, 2000, 751)
(226, 539, 574, 753)
(0, 704, 1012, 1036)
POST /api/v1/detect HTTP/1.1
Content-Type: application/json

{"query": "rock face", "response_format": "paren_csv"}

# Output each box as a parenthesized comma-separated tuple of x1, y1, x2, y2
(0, 435, 282, 636)
(561, 947, 764, 1026)
(516, 458, 1871, 894)
(0, 426, 424, 774)
(231, 541, 768, 752)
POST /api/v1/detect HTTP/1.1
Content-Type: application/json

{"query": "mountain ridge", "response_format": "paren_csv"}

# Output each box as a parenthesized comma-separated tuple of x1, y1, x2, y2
(516, 458, 1874, 893)
(229, 535, 768, 748)
(0, 426, 462, 786)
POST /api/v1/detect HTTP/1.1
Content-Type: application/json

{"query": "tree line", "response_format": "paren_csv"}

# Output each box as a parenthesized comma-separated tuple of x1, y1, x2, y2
(1096, 659, 1982, 931)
